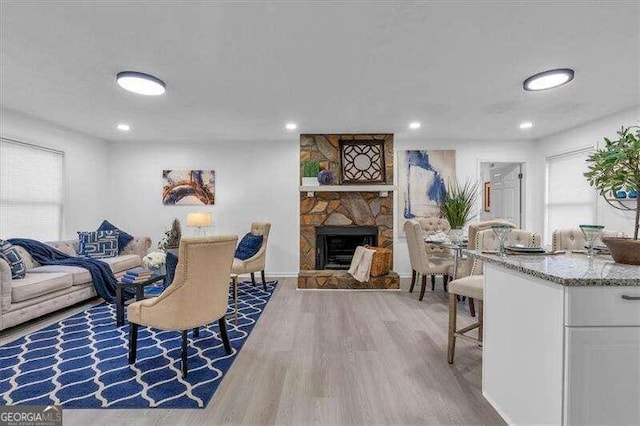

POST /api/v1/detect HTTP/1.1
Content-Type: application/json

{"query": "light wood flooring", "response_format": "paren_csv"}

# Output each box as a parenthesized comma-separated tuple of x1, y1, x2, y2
(2, 277, 504, 425)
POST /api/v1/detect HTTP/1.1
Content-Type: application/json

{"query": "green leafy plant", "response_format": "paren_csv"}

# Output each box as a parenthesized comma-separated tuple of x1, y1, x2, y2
(584, 126, 640, 239)
(442, 179, 479, 229)
(302, 160, 320, 177)
(158, 218, 182, 250)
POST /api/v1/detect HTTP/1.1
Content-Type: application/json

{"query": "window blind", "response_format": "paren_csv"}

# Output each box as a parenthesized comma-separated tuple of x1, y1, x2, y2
(545, 148, 596, 244)
(0, 138, 64, 240)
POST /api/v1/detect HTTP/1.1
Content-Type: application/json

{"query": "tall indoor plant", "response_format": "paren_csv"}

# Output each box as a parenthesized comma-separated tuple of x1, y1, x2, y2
(442, 179, 479, 242)
(584, 126, 640, 264)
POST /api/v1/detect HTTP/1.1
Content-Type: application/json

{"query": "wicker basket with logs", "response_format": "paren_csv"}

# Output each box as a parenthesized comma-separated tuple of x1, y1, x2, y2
(364, 245, 392, 277)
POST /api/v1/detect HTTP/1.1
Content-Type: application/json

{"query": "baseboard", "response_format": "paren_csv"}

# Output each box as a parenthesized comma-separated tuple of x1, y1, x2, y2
(482, 390, 512, 425)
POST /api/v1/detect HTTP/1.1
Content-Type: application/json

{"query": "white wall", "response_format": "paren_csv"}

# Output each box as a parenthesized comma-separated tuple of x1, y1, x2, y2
(393, 139, 540, 276)
(0, 108, 111, 239)
(107, 140, 300, 276)
(535, 106, 640, 238)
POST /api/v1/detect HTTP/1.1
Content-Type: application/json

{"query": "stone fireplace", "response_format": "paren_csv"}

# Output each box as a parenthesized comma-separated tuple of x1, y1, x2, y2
(298, 134, 400, 289)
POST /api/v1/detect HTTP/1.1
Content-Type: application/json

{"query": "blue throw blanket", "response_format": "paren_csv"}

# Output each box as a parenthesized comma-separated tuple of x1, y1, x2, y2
(9, 238, 129, 303)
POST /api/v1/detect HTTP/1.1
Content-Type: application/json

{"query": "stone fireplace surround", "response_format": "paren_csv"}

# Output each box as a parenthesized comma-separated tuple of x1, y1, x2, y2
(298, 134, 400, 289)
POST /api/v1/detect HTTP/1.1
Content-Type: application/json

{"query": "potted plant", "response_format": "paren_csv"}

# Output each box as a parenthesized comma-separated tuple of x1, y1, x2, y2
(158, 218, 181, 254)
(301, 160, 320, 186)
(584, 126, 640, 265)
(442, 179, 479, 243)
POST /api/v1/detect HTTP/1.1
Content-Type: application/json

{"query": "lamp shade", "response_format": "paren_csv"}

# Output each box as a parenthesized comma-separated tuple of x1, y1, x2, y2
(187, 212, 212, 228)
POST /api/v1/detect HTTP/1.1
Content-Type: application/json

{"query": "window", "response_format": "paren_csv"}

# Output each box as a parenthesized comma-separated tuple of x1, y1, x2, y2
(545, 148, 596, 244)
(0, 138, 64, 240)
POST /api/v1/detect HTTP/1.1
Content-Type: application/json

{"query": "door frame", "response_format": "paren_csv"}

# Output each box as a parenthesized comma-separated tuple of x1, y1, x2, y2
(476, 158, 529, 230)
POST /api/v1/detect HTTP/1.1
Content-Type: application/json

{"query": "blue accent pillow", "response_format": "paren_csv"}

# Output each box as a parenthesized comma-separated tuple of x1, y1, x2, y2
(97, 220, 133, 254)
(164, 251, 179, 287)
(0, 239, 26, 279)
(234, 233, 263, 260)
(78, 230, 119, 259)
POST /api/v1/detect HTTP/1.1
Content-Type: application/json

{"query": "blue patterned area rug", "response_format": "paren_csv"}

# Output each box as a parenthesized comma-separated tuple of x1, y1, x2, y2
(0, 280, 277, 409)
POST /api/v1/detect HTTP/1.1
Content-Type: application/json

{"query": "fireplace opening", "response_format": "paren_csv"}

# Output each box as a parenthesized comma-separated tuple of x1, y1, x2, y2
(316, 226, 378, 270)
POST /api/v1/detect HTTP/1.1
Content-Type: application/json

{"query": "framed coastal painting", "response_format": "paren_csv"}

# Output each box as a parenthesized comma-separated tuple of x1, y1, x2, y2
(162, 170, 215, 205)
(397, 150, 456, 231)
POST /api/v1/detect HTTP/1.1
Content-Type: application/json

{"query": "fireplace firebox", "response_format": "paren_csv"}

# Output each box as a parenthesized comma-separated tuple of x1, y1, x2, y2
(315, 226, 378, 270)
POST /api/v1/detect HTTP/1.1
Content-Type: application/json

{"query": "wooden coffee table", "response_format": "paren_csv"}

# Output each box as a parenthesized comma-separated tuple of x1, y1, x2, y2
(115, 273, 166, 326)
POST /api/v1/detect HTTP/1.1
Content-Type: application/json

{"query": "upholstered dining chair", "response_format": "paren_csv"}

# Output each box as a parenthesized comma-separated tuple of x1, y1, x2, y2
(128, 235, 238, 377)
(231, 222, 271, 291)
(404, 220, 453, 300)
(454, 219, 515, 279)
(552, 228, 625, 252)
(417, 216, 454, 291)
(447, 227, 541, 364)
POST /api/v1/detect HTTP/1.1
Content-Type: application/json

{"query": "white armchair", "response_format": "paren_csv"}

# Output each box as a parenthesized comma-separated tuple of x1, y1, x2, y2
(128, 235, 238, 377)
(231, 222, 271, 291)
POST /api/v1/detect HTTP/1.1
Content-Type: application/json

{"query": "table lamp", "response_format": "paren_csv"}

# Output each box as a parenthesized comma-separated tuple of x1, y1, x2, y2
(187, 212, 212, 236)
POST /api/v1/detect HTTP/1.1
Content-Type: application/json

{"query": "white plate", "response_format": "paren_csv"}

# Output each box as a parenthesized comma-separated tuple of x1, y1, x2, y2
(505, 245, 545, 253)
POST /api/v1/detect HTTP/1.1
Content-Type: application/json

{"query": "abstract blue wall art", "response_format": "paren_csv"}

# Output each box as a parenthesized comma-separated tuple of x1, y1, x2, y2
(162, 170, 215, 205)
(397, 150, 456, 230)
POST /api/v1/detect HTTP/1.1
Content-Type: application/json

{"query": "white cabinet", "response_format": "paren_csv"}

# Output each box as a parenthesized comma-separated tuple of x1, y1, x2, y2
(483, 263, 640, 425)
(565, 327, 640, 425)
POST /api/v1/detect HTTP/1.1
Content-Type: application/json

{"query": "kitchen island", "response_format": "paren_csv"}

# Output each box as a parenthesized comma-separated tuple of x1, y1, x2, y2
(467, 251, 640, 425)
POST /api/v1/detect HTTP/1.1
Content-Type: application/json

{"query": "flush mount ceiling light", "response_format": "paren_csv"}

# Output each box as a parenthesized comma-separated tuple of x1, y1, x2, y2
(523, 68, 574, 91)
(409, 121, 421, 129)
(116, 71, 166, 96)
(285, 122, 297, 130)
(117, 123, 130, 131)
(519, 121, 533, 129)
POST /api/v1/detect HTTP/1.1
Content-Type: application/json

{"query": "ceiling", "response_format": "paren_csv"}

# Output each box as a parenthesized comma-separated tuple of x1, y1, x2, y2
(1, 1, 638, 142)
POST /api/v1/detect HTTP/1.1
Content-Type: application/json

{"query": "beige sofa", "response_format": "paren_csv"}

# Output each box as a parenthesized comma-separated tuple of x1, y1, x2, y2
(0, 237, 151, 331)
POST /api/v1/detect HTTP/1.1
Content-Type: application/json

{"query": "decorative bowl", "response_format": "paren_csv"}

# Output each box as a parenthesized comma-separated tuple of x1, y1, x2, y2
(602, 237, 640, 265)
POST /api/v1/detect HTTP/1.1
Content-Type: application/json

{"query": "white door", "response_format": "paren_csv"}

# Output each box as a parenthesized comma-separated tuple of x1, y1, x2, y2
(565, 327, 640, 425)
(490, 164, 521, 227)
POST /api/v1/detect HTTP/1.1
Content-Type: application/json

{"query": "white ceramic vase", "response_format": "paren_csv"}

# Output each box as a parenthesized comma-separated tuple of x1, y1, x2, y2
(302, 177, 319, 186)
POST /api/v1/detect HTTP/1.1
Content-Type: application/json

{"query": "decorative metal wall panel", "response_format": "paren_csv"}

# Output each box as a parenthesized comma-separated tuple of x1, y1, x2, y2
(339, 140, 386, 184)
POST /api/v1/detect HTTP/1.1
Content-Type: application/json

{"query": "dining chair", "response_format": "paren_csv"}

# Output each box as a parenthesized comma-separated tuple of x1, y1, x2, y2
(231, 222, 271, 291)
(404, 220, 453, 300)
(552, 228, 625, 252)
(417, 216, 453, 291)
(447, 227, 541, 364)
(455, 219, 515, 279)
(128, 235, 238, 377)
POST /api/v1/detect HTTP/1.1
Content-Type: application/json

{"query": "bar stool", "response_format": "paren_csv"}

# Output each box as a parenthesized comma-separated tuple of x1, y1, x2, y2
(447, 275, 483, 364)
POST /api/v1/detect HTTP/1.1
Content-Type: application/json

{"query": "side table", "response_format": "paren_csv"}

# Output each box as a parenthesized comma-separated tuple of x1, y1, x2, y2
(115, 273, 166, 326)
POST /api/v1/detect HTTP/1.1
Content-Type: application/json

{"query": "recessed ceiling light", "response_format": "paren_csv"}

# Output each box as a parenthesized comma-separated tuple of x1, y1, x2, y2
(116, 71, 166, 96)
(523, 68, 574, 91)
(409, 122, 421, 129)
(519, 121, 533, 129)
(117, 123, 130, 131)
(285, 123, 297, 130)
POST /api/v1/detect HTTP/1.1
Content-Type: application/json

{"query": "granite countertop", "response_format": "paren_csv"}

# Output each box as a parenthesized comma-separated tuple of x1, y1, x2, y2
(466, 250, 640, 286)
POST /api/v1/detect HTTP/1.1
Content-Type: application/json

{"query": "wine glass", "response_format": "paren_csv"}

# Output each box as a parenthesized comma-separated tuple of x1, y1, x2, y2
(492, 224, 514, 257)
(580, 225, 604, 259)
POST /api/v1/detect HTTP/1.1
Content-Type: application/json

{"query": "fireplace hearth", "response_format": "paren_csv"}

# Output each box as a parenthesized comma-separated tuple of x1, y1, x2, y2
(316, 225, 378, 270)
